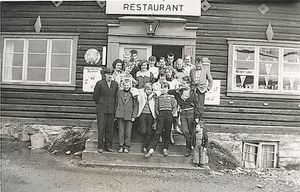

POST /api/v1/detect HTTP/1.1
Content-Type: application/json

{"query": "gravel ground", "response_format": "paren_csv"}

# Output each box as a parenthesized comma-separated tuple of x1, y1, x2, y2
(1, 139, 299, 192)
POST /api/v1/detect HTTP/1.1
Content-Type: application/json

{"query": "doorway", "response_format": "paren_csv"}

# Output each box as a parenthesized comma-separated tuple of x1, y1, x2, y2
(152, 45, 183, 61)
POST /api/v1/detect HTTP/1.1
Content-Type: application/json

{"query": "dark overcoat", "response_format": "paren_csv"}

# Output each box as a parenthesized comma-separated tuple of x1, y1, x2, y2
(93, 79, 119, 114)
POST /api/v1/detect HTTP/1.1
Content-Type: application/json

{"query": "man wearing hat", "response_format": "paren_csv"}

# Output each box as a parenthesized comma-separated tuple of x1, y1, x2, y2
(93, 68, 119, 153)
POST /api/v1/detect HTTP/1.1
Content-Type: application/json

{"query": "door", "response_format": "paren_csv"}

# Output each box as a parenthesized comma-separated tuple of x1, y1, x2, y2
(152, 45, 183, 61)
(119, 44, 152, 61)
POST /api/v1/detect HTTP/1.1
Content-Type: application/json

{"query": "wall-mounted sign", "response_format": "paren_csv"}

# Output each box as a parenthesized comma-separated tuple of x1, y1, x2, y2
(84, 48, 101, 65)
(106, 0, 201, 16)
(205, 80, 221, 105)
(83, 67, 102, 92)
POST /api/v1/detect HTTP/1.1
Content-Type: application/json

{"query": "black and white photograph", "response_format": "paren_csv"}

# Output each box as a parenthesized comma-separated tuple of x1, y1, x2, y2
(0, 0, 299, 191)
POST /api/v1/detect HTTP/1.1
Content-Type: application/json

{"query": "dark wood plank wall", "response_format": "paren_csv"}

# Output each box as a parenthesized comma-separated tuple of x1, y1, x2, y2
(1, 1, 300, 132)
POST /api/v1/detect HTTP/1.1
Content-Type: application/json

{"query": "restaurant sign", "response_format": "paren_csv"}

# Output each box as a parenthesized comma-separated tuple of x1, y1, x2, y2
(106, 0, 201, 16)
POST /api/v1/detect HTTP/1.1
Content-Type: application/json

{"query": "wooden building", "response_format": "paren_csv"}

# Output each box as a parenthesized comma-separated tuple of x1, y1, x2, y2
(1, 1, 300, 168)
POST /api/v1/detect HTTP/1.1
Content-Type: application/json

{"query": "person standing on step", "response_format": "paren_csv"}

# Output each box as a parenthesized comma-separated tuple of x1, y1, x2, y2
(93, 68, 119, 153)
(129, 49, 140, 79)
(136, 83, 156, 154)
(190, 57, 213, 121)
(115, 78, 139, 153)
(166, 52, 175, 68)
(193, 121, 209, 168)
(145, 82, 177, 158)
(168, 76, 201, 157)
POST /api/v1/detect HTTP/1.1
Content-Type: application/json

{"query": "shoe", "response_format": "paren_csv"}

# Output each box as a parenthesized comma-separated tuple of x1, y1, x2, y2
(198, 164, 204, 168)
(97, 148, 103, 153)
(163, 148, 168, 156)
(184, 149, 191, 157)
(142, 147, 148, 154)
(124, 148, 129, 153)
(145, 148, 154, 158)
(106, 148, 114, 152)
(175, 126, 183, 134)
(118, 148, 123, 153)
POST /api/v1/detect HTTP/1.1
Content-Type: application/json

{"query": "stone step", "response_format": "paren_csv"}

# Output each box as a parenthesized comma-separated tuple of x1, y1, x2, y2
(80, 150, 209, 171)
(85, 139, 189, 155)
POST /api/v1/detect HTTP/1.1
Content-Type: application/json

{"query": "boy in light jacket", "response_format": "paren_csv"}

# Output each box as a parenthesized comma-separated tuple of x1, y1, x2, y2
(115, 78, 139, 153)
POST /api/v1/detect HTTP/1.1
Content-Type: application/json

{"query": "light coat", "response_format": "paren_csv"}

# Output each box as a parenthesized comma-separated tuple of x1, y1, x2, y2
(137, 91, 156, 119)
(190, 67, 213, 93)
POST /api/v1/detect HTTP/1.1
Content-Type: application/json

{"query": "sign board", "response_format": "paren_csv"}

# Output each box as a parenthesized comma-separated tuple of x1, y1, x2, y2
(205, 80, 221, 105)
(106, 0, 201, 16)
(82, 67, 102, 92)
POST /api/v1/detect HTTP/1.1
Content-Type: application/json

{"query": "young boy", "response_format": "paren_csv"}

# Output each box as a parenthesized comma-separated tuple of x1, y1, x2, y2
(115, 79, 139, 153)
(193, 121, 209, 168)
(168, 76, 201, 157)
(136, 83, 156, 154)
(145, 82, 177, 157)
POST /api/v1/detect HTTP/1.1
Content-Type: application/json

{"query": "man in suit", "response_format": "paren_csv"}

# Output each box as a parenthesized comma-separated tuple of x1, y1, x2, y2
(93, 68, 119, 153)
(190, 57, 213, 121)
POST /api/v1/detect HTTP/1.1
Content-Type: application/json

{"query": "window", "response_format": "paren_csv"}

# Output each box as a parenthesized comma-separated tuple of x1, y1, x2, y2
(242, 141, 278, 168)
(227, 39, 300, 98)
(1, 34, 78, 90)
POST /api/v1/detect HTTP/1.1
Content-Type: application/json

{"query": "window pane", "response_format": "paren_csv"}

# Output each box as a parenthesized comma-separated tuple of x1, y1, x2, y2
(11, 67, 23, 81)
(258, 48, 279, 90)
(243, 144, 258, 168)
(259, 47, 279, 62)
(27, 68, 46, 81)
(261, 145, 275, 168)
(283, 77, 300, 91)
(50, 69, 70, 82)
(4, 53, 23, 67)
(235, 75, 254, 89)
(284, 49, 300, 63)
(51, 55, 70, 68)
(5, 40, 24, 53)
(28, 54, 47, 67)
(28, 40, 47, 53)
(235, 60, 255, 70)
(52, 40, 71, 54)
(236, 46, 254, 60)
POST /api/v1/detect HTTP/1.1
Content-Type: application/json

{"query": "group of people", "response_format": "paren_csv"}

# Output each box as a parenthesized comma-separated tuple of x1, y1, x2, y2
(93, 50, 213, 167)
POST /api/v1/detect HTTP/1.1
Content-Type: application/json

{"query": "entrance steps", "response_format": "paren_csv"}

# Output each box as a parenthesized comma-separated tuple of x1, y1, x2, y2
(80, 121, 208, 171)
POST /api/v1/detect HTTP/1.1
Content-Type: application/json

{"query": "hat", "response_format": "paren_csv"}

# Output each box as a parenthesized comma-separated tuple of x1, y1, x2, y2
(101, 68, 113, 75)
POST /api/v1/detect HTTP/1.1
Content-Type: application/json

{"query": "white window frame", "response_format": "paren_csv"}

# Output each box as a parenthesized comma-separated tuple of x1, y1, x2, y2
(227, 38, 300, 99)
(0, 33, 78, 90)
(242, 141, 278, 168)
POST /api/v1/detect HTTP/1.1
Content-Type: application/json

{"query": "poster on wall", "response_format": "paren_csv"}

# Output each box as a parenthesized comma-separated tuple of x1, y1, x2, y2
(205, 80, 221, 105)
(82, 67, 102, 92)
(106, 0, 201, 16)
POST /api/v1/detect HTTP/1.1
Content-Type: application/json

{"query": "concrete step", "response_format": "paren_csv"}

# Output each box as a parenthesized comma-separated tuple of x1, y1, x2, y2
(85, 139, 189, 155)
(80, 150, 210, 171)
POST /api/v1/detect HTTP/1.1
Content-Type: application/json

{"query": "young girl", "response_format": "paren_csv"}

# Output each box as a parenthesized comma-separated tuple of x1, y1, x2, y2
(137, 83, 156, 154)
(115, 79, 139, 153)
(112, 59, 125, 85)
(148, 56, 159, 81)
(193, 121, 209, 168)
(135, 60, 155, 89)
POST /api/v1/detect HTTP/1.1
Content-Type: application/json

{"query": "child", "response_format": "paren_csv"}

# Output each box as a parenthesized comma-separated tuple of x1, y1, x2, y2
(169, 76, 201, 157)
(152, 72, 167, 96)
(193, 121, 209, 168)
(119, 65, 137, 90)
(158, 57, 167, 74)
(135, 60, 155, 89)
(115, 79, 139, 153)
(165, 66, 180, 90)
(148, 56, 159, 81)
(174, 58, 186, 83)
(145, 82, 177, 157)
(136, 83, 156, 154)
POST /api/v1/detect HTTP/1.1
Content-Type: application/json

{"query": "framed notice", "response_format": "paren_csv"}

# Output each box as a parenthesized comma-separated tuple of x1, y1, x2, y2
(205, 80, 221, 105)
(106, 0, 201, 16)
(83, 67, 102, 92)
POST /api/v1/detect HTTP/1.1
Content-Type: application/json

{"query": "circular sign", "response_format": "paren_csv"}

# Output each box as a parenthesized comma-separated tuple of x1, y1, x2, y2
(84, 48, 101, 64)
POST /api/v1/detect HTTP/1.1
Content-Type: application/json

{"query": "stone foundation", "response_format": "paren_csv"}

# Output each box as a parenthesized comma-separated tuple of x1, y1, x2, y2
(0, 121, 89, 151)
